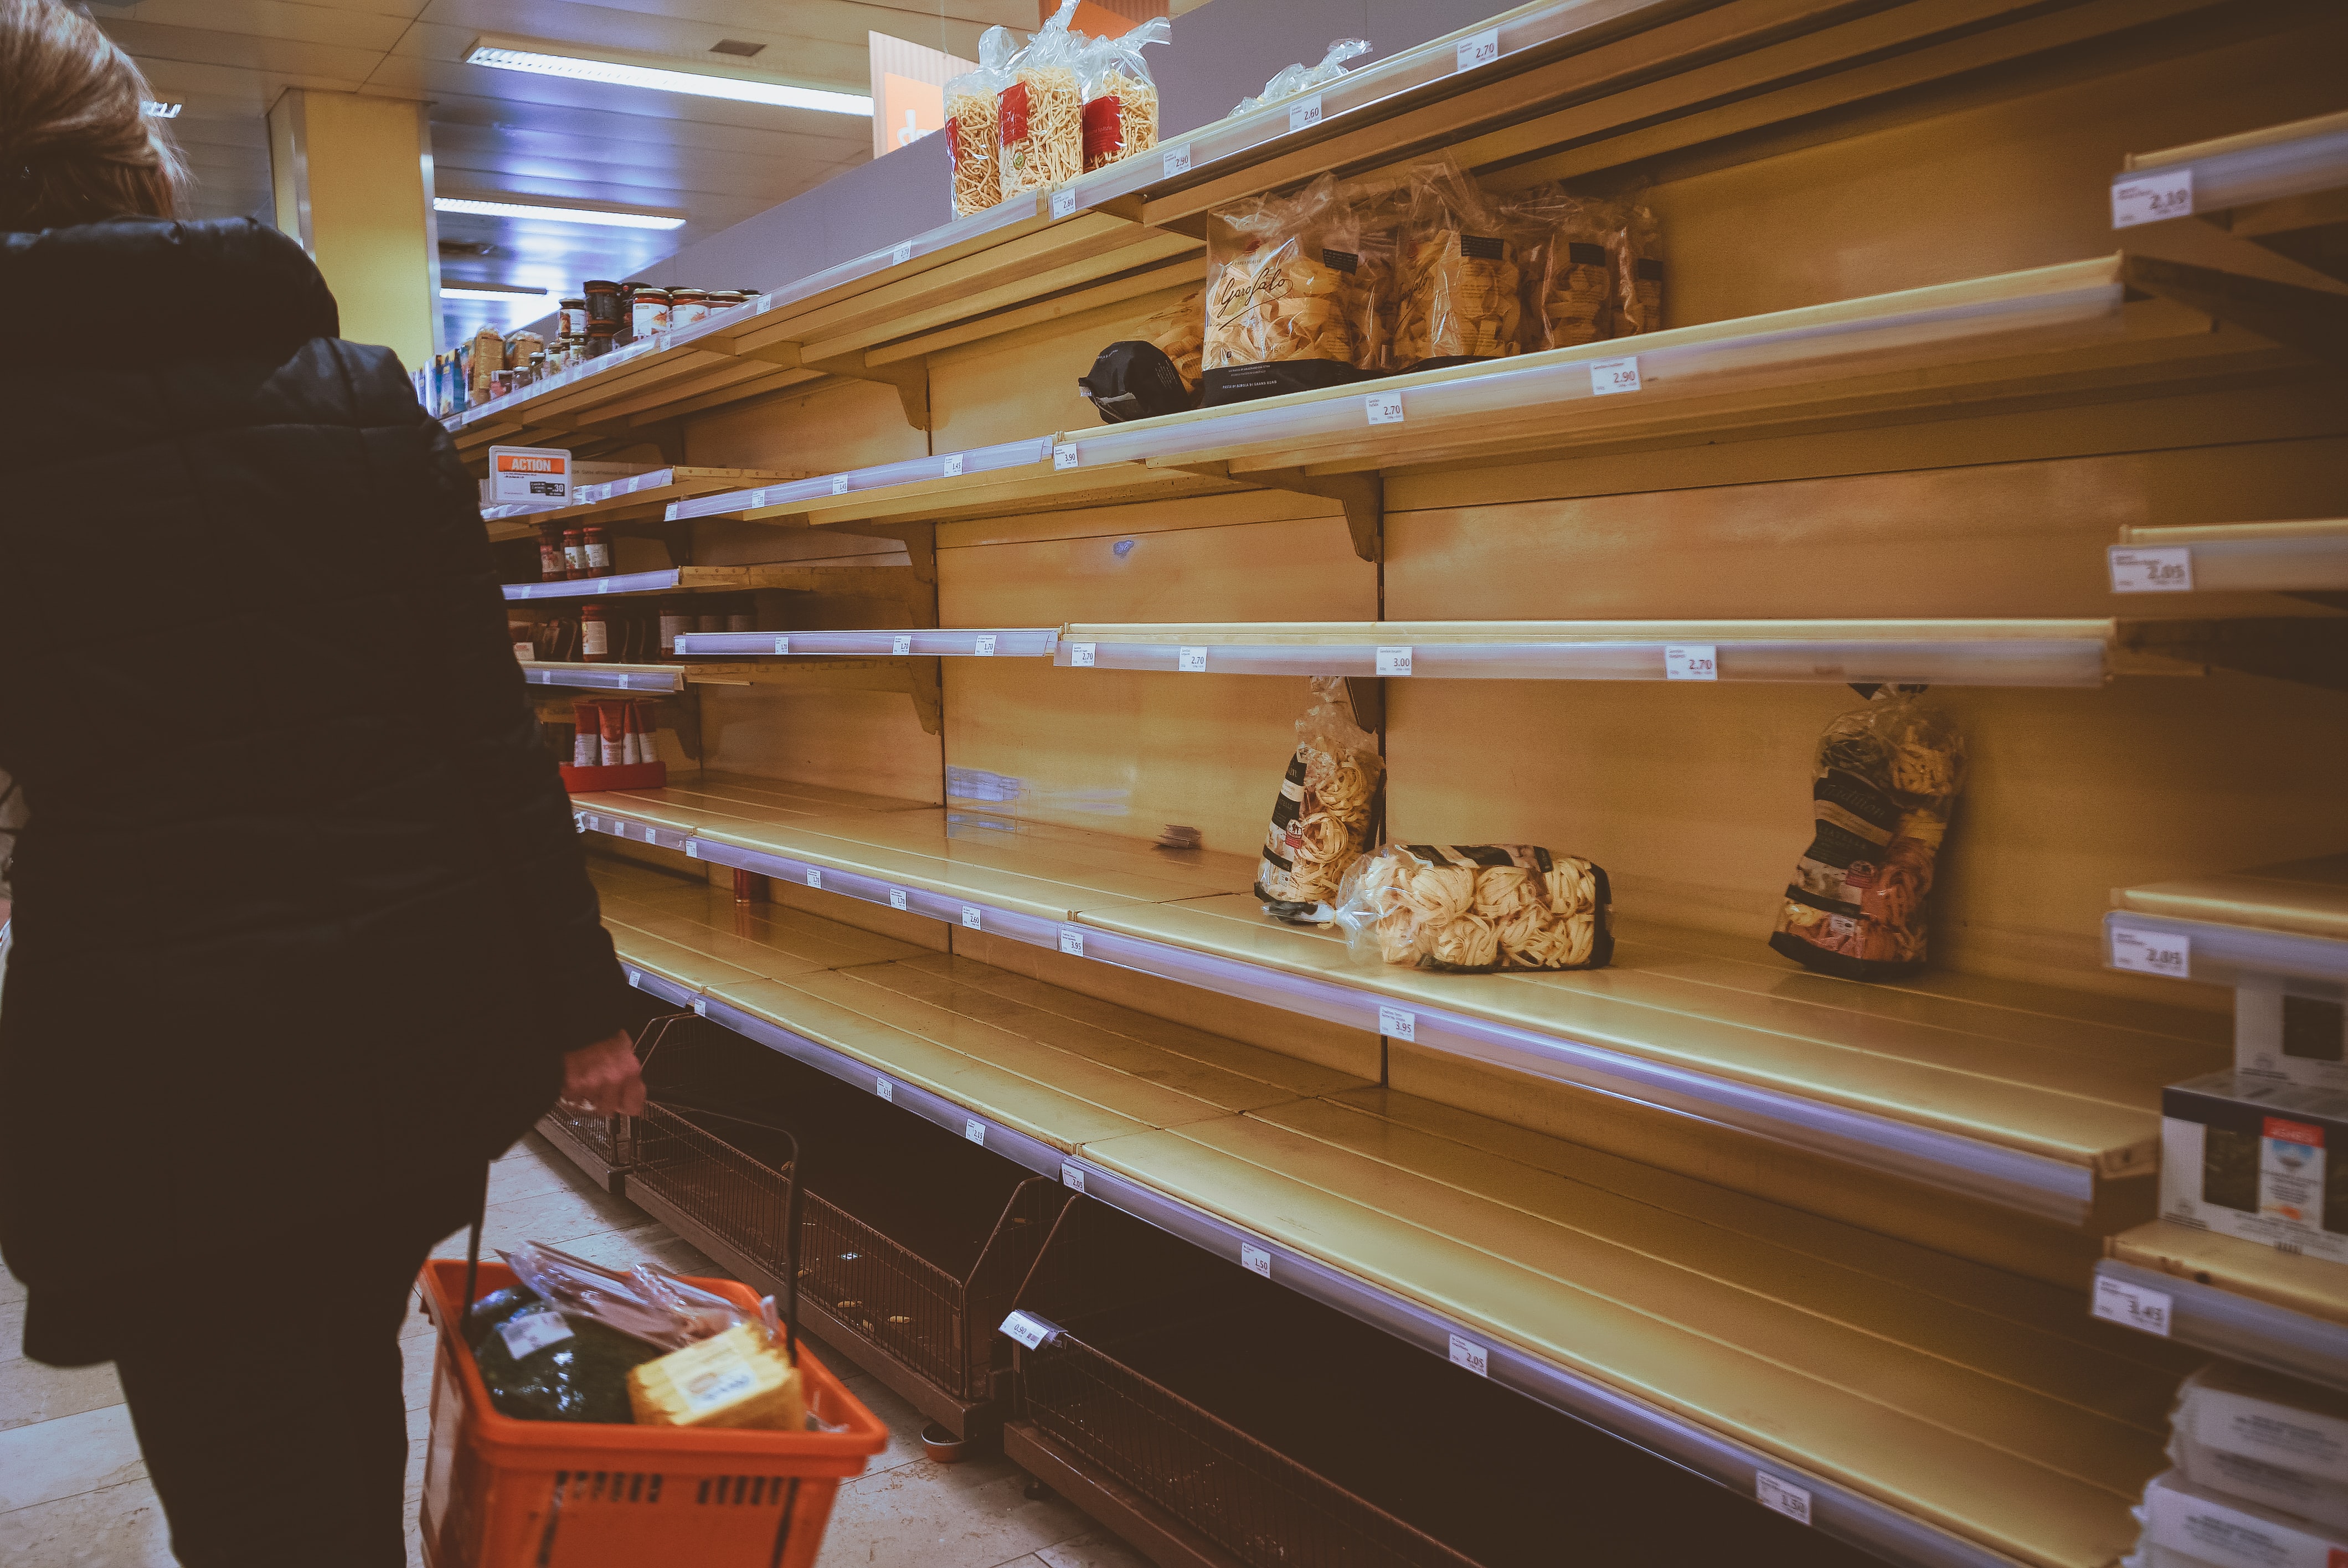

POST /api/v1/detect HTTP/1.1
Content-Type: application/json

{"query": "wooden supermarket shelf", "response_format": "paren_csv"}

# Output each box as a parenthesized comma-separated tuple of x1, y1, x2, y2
(2118, 109, 2348, 281)
(2104, 852, 2348, 990)
(2099, 1221, 2348, 1392)
(482, 467, 811, 541)
(574, 770, 928, 853)
(524, 657, 945, 730)
(503, 564, 926, 604)
(588, 853, 930, 996)
(2112, 518, 2348, 605)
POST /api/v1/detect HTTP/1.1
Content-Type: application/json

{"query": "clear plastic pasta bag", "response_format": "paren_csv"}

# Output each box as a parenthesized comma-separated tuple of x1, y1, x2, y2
(945, 28, 1017, 218)
(1254, 677, 1383, 924)
(1392, 156, 1524, 370)
(1000, 0, 1087, 199)
(1335, 843, 1613, 973)
(1515, 184, 1615, 350)
(1338, 171, 1413, 373)
(1202, 173, 1366, 404)
(1232, 38, 1369, 117)
(1080, 18, 1168, 172)
(1768, 688, 1967, 980)
(500, 1239, 771, 1352)
(1609, 196, 1665, 336)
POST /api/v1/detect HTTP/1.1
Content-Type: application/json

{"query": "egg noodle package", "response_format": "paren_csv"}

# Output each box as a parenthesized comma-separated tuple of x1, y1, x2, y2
(1254, 677, 1383, 924)
(945, 28, 1017, 218)
(1336, 843, 1613, 973)
(1515, 183, 1618, 349)
(1000, 1, 1087, 200)
(1610, 195, 1666, 336)
(1080, 18, 1168, 172)
(1077, 288, 1203, 422)
(1392, 156, 1526, 371)
(1202, 173, 1367, 404)
(1232, 37, 1370, 117)
(1769, 687, 1966, 980)
(2167, 1361, 2348, 1532)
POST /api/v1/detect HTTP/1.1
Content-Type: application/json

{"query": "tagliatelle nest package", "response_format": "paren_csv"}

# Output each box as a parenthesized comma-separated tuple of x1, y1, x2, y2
(1254, 677, 1383, 923)
(1391, 156, 1523, 368)
(1335, 843, 1613, 973)
(1203, 174, 1363, 372)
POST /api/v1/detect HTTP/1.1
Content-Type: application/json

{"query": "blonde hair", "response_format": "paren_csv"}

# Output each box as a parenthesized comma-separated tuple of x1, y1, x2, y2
(0, 0, 187, 229)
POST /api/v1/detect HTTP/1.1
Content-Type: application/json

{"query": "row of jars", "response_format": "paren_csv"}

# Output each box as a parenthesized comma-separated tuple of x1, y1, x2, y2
(554, 281, 758, 360)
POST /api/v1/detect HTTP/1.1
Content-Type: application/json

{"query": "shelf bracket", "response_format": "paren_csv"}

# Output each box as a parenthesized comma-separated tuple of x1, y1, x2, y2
(804, 349, 933, 430)
(822, 520, 939, 587)
(1164, 462, 1384, 562)
(2122, 254, 2348, 363)
(2115, 617, 2348, 690)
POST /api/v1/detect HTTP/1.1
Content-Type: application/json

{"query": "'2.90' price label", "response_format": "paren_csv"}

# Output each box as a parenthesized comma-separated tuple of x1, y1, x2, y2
(2109, 924, 2189, 979)
(1590, 354, 1641, 395)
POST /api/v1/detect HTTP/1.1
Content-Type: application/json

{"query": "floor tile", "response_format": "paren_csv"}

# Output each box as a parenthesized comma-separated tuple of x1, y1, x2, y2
(0, 1266, 25, 1307)
(0, 1357, 121, 1433)
(486, 1151, 577, 1207)
(816, 1456, 1096, 1568)
(1037, 1530, 1156, 1568)
(2, 1298, 26, 1361)
(0, 1402, 145, 1512)
(426, 1180, 644, 1260)
(400, 1328, 439, 1413)
(0, 1476, 174, 1568)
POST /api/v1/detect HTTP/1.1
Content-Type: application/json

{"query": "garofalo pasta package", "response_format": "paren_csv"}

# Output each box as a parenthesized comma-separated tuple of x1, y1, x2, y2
(1202, 173, 1366, 405)
(945, 29, 1017, 218)
(1000, 0, 1087, 200)
(1336, 844, 1612, 973)
(1254, 677, 1382, 924)
(1080, 18, 1169, 172)
(1769, 688, 1966, 979)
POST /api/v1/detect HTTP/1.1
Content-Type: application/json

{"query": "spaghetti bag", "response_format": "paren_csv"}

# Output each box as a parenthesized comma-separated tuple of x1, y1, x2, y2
(1337, 843, 1611, 973)
(1608, 197, 1665, 336)
(946, 29, 1017, 218)
(1000, 0, 1086, 200)
(1254, 677, 1383, 924)
(1201, 174, 1366, 405)
(1516, 183, 1614, 350)
(1392, 157, 1523, 370)
(1769, 688, 1967, 981)
(1080, 18, 1169, 172)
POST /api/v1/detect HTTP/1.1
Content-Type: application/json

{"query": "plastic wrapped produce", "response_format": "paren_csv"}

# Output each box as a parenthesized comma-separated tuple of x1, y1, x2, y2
(1768, 688, 1966, 980)
(1232, 38, 1369, 117)
(1076, 289, 1203, 422)
(1080, 18, 1168, 172)
(945, 29, 1017, 218)
(1516, 184, 1616, 349)
(1392, 158, 1523, 370)
(1254, 678, 1383, 924)
(1336, 843, 1612, 973)
(1609, 197, 1665, 336)
(2168, 1362, 2348, 1531)
(1202, 174, 1366, 404)
(1000, 1, 1087, 200)
(463, 1284, 664, 1424)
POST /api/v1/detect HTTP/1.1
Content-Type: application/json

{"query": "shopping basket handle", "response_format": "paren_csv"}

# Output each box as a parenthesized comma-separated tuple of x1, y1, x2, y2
(645, 1096, 805, 1369)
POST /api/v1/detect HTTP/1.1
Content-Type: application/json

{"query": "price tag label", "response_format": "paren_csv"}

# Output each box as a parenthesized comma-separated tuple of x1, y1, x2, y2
(2113, 168, 2193, 229)
(1000, 1311, 1051, 1350)
(615, 674, 633, 690)
(806, 868, 823, 889)
(624, 967, 641, 986)
(640, 824, 657, 842)
(1365, 390, 1404, 425)
(2109, 546, 2193, 593)
(1756, 1474, 1813, 1525)
(1060, 1161, 1085, 1192)
(1163, 144, 1191, 178)
(1240, 1242, 1271, 1278)
(891, 635, 913, 656)
(2110, 924, 2190, 979)
(1068, 643, 1096, 667)
(1044, 185, 1078, 220)
(1289, 94, 1322, 132)
(773, 636, 790, 654)
(961, 906, 982, 930)
(2092, 1274, 2173, 1336)
(499, 1312, 576, 1359)
(876, 1077, 893, 1102)
(1377, 1004, 1416, 1041)
(691, 998, 708, 1016)
(974, 635, 997, 657)
(1053, 444, 1079, 471)
(1375, 646, 1413, 677)
(749, 488, 768, 508)
(1059, 927, 1085, 957)
(1590, 354, 1642, 395)
(888, 888, 908, 911)
(664, 502, 680, 521)
(891, 240, 913, 265)
(1456, 27, 1500, 71)
(942, 453, 964, 477)
(1448, 1334, 1489, 1377)
(514, 641, 535, 661)
(964, 1118, 986, 1146)
(752, 294, 771, 314)
(580, 814, 599, 832)
(830, 474, 849, 496)
(684, 840, 700, 859)
(1177, 646, 1208, 673)
(1666, 644, 1718, 681)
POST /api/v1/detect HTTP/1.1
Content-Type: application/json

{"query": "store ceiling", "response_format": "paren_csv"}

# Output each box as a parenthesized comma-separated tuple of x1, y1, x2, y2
(89, 0, 1032, 339)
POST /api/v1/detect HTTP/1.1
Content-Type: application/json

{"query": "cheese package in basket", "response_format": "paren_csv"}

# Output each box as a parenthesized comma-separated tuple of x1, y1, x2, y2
(628, 1321, 805, 1431)
(2168, 1362, 2348, 1531)
(1335, 843, 1612, 973)
(1254, 677, 1383, 924)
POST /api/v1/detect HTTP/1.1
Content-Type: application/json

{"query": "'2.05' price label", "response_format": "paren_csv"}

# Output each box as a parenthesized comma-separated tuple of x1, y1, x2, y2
(2109, 924, 2189, 979)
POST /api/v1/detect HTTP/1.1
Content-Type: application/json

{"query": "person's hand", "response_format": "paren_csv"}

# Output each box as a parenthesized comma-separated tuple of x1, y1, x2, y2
(560, 1029, 644, 1116)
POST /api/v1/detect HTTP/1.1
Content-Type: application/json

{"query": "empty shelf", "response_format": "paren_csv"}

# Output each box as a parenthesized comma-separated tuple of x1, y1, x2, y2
(2099, 1221, 2348, 1392)
(519, 661, 682, 693)
(2107, 853, 2348, 986)
(673, 628, 1058, 658)
(573, 771, 927, 854)
(2115, 110, 2348, 281)
(503, 565, 913, 602)
(590, 855, 928, 1000)
(2110, 519, 2348, 596)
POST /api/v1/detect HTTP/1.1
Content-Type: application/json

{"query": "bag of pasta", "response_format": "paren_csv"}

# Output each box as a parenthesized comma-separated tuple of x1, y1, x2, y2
(1000, 0, 1087, 200)
(1254, 677, 1382, 924)
(1077, 288, 1202, 422)
(1769, 688, 1967, 981)
(1392, 157, 1523, 370)
(1232, 38, 1370, 117)
(1515, 183, 1614, 350)
(1202, 174, 1366, 405)
(1339, 171, 1413, 374)
(945, 28, 1017, 219)
(1080, 18, 1168, 172)
(1608, 196, 1665, 336)
(1337, 844, 1612, 973)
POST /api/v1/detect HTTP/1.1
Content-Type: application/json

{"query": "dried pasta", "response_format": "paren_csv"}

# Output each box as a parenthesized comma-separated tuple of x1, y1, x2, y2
(945, 28, 1015, 219)
(1255, 677, 1383, 923)
(1337, 844, 1611, 972)
(1080, 19, 1168, 172)
(1391, 156, 1522, 368)
(1001, 65, 1083, 197)
(1203, 175, 1362, 373)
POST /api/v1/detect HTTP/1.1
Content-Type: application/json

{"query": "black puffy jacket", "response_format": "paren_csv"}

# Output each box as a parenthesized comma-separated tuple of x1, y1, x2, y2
(0, 217, 627, 1353)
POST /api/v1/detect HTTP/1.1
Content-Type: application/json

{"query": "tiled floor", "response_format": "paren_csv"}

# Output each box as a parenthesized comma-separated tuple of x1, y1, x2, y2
(0, 1132, 1149, 1568)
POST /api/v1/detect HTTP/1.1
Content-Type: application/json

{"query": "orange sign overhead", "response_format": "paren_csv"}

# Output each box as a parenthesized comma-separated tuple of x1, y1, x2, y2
(882, 71, 945, 153)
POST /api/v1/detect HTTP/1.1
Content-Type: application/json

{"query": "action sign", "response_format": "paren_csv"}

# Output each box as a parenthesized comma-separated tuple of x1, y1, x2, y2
(488, 445, 571, 504)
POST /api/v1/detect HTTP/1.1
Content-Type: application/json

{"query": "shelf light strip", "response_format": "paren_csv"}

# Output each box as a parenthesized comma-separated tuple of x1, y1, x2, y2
(674, 437, 1055, 520)
(504, 570, 682, 601)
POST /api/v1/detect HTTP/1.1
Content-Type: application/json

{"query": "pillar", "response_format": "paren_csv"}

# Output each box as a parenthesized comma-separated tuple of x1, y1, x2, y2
(267, 90, 441, 366)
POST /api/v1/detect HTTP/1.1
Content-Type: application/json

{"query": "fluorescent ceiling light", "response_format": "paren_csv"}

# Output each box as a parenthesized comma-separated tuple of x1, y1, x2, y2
(466, 41, 871, 116)
(441, 283, 550, 301)
(435, 195, 685, 231)
(141, 101, 181, 118)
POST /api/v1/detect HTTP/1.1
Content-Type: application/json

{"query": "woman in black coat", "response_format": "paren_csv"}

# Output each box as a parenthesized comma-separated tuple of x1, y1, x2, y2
(0, 3, 644, 1561)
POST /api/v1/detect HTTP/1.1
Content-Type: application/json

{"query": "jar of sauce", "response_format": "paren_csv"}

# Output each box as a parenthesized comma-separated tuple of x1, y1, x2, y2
(667, 288, 709, 329)
(559, 296, 588, 337)
(580, 602, 610, 662)
(537, 521, 566, 582)
(562, 527, 587, 579)
(631, 288, 671, 339)
(583, 280, 621, 325)
(585, 319, 616, 359)
(583, 524, 612, 574)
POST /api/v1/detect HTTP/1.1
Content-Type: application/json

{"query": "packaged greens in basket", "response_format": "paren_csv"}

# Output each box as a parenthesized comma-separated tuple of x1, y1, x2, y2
(1335, 843, 1612, 972)
(1254, 677, 1383, 925)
